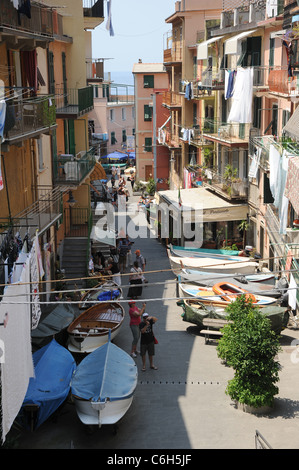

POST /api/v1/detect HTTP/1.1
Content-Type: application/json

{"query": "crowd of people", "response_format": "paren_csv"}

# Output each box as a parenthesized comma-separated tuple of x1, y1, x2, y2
(90, 165, 158, 370)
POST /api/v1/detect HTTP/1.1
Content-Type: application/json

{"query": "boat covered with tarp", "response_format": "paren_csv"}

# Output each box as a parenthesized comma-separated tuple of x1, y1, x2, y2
(20, 339, 76, 430)
(177, 299, 289, 334)
(71, 334, 137, 427)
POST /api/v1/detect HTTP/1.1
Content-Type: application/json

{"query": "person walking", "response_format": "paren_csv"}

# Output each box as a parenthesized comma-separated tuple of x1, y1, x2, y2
(129, 172, 135, 191)
(128, 301, 146, 357)
(135, 249, 148, 283)
(139, 312, 158, 371)
(118, 237, 130, 274)
(127, 261, 143, 299)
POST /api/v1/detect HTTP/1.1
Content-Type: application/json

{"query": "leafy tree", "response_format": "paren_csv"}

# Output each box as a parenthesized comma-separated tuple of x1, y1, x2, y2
(217, 296, 281, 409)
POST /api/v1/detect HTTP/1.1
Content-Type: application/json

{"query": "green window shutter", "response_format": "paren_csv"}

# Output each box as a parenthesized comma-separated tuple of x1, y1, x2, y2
(144, 75, 154, 88)
(144, 104, 152, 121)
(62, 52, 68, 106)
(253, 96, 262, 129)
(68, 120, 75, 156)
(144, 137, 152, 152)
(269, 38, 275, 68)
(48, 51, 55, 95)
(111, 131, 117, 144)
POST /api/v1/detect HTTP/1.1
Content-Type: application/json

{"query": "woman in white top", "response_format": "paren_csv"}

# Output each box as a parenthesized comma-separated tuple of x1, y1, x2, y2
(127, 261, 143, 299)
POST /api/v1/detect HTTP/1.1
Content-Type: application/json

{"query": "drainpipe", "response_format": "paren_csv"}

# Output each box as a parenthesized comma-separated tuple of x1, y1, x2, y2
(152, 92, 157, 182)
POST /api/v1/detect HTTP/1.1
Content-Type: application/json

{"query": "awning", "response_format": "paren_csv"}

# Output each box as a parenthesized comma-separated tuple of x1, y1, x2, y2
(197, 36, 224, 61)
(283, 106, 299, 141)
(285, 156, 299, 214)
(90, 162, 106, 181)
(224, 29, 257, 55)
(157, 187, 248, 223)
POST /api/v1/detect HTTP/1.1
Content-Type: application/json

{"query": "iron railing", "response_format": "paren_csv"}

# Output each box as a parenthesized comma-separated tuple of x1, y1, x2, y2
(202, 167, 248, 199)
(53, 149, 96, 186)
(4, 92, 56, 142)
(55, 86, 94, 117)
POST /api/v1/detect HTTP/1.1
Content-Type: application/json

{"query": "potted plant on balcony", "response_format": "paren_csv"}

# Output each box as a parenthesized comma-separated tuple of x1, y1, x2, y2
(223, 164, 237, 195)
(217, 296, 281, 414)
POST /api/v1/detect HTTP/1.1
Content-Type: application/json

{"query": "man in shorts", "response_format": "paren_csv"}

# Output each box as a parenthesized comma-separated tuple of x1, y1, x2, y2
(139, 312, 158, 371)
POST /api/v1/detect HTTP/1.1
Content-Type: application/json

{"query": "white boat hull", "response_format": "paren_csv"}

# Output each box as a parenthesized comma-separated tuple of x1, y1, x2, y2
(168, 251, 258, 275)
(73, 395, 134, 426)
(68, 325, 122, 353)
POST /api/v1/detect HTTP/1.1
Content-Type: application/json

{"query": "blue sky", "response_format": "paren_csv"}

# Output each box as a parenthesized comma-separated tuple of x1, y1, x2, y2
(91, 0, 175, 72)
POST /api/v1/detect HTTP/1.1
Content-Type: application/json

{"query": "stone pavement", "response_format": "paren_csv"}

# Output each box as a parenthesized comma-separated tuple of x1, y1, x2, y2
(7, 178, 299, 450)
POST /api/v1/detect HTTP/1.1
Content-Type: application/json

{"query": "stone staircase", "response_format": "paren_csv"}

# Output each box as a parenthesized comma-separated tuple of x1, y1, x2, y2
(61, 237, 89, 291)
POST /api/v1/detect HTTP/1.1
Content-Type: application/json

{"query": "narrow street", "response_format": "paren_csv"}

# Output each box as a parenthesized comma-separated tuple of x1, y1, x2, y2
(7, 179, 299, 451)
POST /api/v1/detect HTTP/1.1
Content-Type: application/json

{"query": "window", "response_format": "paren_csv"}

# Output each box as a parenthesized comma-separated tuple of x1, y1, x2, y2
(282, 109, 290, 128)
(144, 75, 154, 88)
(253, 96, 262, 129)
(144, 104, 152, 121)
(109, 109, 115, 121)
(144, 137, 152, 152)
(122, 130, 126, 143)
(111, 131, 117, 145)
(121, 107, 126, 120)
(237, 36, 261, 67)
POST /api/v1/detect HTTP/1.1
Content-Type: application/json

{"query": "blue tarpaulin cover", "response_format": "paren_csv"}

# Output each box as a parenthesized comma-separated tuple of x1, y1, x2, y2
(97, 289, 120, 301)
(71, 339, 137, 403)
(22, 339, 76, 429)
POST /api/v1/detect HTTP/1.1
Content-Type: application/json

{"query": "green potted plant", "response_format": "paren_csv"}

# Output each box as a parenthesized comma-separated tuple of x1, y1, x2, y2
(217, 296, 281, 413)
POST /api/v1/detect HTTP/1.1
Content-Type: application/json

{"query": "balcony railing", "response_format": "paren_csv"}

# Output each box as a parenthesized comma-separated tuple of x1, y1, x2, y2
(162, 91, 183, 108)
(200, 118, 250, 146)
(4, 92, 56, 143)
(12, 186, 64, 238)
(55, 86, 94, 118)
(202, 167, 248, 200)
(0, 2, 54, 39)
(53, 149, 97, 186)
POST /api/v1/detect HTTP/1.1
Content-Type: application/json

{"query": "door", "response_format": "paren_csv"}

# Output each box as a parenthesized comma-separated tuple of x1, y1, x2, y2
(145, 165, 152, 180)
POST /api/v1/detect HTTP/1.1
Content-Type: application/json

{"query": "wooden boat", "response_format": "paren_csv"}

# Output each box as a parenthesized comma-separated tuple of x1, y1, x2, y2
(180, 268, 275, 284)
(79, 281, 123, 309)
(167, 249, 258, 275)
(178, 272, 281, 299)
(71, 333, 138, 427)
(177, 299, 289, 334)
(20, 339, 76, 431)
(67, 302, 125, 353)
(169, 244, 243, 259)
(178, 282, 277, 306)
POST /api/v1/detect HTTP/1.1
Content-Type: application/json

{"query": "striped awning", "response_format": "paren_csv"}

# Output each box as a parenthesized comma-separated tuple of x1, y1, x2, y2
(90, 162, 106, 181)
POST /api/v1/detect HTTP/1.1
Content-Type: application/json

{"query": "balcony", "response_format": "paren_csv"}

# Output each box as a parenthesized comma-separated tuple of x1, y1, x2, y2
(163, 31, 183, 64)
(83, 0, 104, 30)
(200, 118, 250, 147)
(53, 149, 97, 186)
(55, 86, 94, 118)
(202, 167, 248, 200)
(162, 91, 183, 108)
(12, 186, 64, 238)
(0, 2, 54, 48)
(4, 92, 56, 144)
